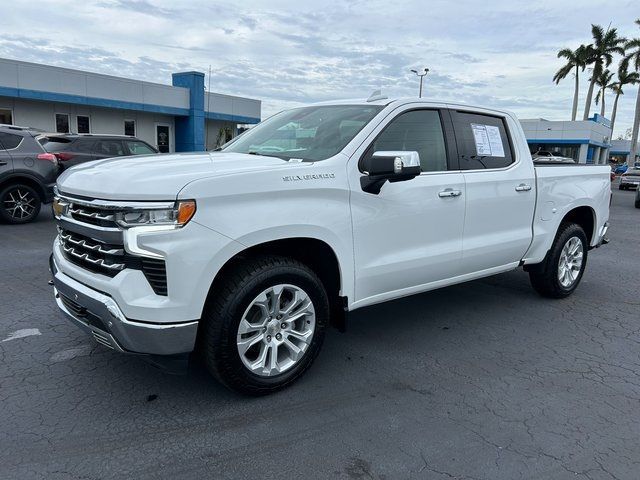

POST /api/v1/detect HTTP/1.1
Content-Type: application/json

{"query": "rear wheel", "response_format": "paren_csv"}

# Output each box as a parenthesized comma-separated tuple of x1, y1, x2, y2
(201, 255, 329, 395)
(635, 190, 640, 208)
(528, 223, 588, 298)
(0, 184, 41, 224)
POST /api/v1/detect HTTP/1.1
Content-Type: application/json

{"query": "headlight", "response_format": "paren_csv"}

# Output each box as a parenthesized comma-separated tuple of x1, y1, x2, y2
(115, 200, 196, 228)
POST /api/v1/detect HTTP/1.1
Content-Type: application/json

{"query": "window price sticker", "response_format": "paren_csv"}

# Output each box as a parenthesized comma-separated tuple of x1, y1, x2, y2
(471, 124, 505, 157)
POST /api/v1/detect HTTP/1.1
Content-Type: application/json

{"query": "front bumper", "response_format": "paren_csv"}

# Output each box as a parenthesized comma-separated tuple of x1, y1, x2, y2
(51, 255, 198, 355)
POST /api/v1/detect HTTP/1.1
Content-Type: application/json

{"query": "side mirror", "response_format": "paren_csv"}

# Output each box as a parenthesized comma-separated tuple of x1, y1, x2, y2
(360, 151, 421, 194)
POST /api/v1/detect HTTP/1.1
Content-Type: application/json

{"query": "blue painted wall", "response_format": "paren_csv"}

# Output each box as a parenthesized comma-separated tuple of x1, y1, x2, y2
(172, 72, 205, 152)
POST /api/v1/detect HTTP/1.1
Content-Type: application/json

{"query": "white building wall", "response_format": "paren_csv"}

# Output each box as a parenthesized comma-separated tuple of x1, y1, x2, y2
(0, 97, 176, 152)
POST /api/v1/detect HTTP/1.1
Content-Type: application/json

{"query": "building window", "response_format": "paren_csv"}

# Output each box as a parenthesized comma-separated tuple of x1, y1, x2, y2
(0, 108, 12, 125)
(55, 113, 70, 133)
(124, 120, 136, 137)
(77, 115, 90, 134)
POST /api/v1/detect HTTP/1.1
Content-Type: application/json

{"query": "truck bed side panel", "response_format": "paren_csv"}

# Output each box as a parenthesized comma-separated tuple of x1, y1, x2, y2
(523, 165, 611, 264)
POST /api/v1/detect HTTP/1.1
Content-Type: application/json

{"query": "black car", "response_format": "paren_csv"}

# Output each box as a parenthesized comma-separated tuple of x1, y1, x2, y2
(0, 125, 58, 224)
(37, 134, 158, 170)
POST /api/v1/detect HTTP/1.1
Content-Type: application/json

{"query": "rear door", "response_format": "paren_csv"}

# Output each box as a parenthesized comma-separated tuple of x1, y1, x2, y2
(0, 132, 17, 178)
(448, 108, 536, 273)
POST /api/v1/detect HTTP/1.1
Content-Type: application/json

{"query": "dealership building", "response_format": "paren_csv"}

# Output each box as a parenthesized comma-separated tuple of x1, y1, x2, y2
(520, 114, 613, 164)
(609, 139, 639, 165)
(0, 57, 261, 153)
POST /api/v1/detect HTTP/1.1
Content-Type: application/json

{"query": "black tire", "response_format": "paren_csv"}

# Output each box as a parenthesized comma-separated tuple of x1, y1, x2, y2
(528, 222, 588, 299)
(0, 184, 41, 224)
(635, 192, 640, 209)
(201, 255, 329, 395)
(619, 184, 625, 190)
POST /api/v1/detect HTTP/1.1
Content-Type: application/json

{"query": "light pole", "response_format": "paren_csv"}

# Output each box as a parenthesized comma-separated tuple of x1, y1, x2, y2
(410, 68, 429, 98)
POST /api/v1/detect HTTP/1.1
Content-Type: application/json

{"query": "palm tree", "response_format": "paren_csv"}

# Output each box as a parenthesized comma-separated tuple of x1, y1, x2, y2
(594, 69, 615, 116)
(582, 24, 627, 120)
(625, 19, 640, 165)
(553, 45, 590, 121)
(609, 66, 640, 134)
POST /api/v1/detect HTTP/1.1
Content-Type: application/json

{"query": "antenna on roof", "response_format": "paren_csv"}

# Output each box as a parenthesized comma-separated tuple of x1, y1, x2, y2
(367, 90, 388, 102)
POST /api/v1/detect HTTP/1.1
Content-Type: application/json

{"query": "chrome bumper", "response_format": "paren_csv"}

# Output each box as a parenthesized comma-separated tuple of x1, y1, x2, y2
(50, 255, 198, 356)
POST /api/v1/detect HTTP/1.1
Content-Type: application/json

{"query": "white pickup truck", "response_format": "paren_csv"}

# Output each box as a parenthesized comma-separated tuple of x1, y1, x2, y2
(50, 97, 611, 395)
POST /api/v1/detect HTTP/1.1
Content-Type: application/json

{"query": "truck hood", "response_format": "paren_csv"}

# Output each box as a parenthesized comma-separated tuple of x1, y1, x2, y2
(56, 152, 296, 200)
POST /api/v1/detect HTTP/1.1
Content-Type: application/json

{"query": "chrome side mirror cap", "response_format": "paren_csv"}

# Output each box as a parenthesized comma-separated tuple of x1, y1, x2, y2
(360, 151, 421, 195)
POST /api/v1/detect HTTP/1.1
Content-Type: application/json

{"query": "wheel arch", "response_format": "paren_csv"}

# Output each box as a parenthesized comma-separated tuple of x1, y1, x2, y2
(0, 174, 48, 202)
(561, 205, 596, 245)
(202, 237, 347, 332)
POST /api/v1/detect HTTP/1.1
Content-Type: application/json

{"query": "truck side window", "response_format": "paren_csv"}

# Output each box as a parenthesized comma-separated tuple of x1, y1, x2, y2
(366, 110, 448, 172)
(450, 111, 514, 170)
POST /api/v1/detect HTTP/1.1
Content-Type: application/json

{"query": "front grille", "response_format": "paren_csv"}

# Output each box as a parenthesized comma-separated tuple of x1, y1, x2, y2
(58, 228, 168, 296)
(69, 203, 118, 228)
(59, 229, 126, 277)
(57, 193, 170, 296)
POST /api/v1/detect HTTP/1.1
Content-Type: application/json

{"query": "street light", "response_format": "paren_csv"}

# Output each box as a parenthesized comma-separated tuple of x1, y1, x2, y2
(410, 68, 429, 98)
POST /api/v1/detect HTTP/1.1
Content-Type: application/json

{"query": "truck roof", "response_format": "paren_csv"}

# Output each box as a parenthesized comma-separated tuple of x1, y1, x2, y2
(309, 97, 515, 118)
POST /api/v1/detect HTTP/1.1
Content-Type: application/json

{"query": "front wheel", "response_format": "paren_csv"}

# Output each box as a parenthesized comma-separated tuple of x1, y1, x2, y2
(635, 190, 640, 208)
(0, 184, 41, 224)
(528, 223, 588, 299)
(201, 255, 329, 395)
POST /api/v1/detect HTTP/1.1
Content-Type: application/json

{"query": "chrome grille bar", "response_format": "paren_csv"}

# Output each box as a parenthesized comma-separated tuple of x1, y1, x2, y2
(62, 244, 125, 271)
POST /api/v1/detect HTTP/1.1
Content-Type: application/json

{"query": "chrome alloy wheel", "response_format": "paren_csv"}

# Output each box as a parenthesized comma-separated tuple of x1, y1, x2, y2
(558, 236, 584, 288)
(3, 188, 37, 220)
(236, 284, 316, 377)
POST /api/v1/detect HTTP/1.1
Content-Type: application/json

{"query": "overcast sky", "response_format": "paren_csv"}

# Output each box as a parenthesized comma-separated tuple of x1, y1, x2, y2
(2, 0, 639, 137)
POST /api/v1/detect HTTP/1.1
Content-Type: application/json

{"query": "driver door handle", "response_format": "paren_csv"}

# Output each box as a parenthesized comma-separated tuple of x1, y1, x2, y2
(438, 188, 462, 198)
(515, 183, 532, 192)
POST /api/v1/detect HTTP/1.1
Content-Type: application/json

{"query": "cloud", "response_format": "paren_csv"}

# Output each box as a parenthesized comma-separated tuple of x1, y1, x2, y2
(0, 0, 639, 137)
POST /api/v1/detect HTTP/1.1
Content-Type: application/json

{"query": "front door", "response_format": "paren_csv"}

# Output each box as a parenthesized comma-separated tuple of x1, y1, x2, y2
(350, 107, 466, 307)
(448, 108, 536, 273)
(156, 125, 170, 153)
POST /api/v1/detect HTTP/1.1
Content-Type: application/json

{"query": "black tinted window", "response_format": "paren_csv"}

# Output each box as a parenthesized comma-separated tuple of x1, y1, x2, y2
(451, 111, 514, 169)
(366, 110, 448, 172)
(55, 114, 70, 133)
(71, 139, 95, 153)
(77, 116, 90, 134)
(124, 120, 136, 136)
(39, 137, 73, 152)
(0, 132, 23, 149)
(94, 140, 125, 156)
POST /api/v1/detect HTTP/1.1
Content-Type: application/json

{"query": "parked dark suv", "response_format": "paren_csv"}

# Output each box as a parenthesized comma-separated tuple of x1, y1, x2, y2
(37, 134, 158, 170)
(0, 125, 58, 224)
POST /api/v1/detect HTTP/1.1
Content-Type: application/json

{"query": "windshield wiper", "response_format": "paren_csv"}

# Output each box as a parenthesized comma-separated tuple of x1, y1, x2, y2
(247, 151, 289, 160)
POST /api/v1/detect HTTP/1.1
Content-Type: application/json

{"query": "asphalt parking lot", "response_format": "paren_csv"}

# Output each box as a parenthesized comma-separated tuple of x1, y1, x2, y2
(1, 186, 639, 480)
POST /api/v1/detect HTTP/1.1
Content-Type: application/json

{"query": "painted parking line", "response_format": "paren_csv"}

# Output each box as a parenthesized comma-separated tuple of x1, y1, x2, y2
(1, 328, 41, 342)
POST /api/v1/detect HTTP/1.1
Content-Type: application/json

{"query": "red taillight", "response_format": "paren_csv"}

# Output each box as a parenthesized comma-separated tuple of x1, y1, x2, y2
(37, 153, 57, 163)
(55, 152, 74, 161)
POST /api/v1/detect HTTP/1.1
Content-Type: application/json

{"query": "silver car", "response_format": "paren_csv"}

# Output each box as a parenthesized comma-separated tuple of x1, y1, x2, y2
(619, 168, 640, 190)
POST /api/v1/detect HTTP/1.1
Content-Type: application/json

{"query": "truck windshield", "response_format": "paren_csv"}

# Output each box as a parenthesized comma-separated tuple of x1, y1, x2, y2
(221, 105, 384, 161)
